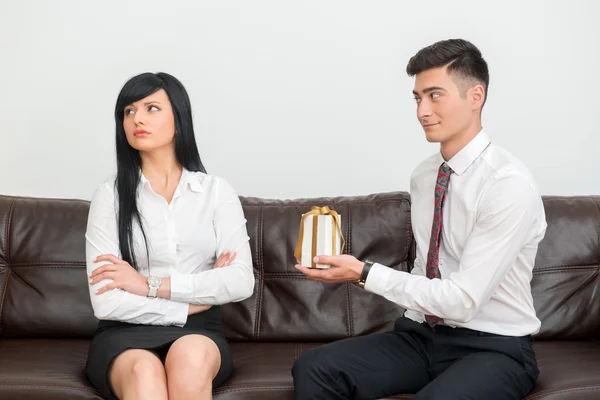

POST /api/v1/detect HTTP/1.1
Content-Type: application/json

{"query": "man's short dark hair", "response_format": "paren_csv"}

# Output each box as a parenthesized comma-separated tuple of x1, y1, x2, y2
(406, 39, 489, 105)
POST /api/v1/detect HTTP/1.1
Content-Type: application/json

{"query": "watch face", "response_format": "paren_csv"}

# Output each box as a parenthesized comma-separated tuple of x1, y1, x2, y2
(148, 276, 160, 287)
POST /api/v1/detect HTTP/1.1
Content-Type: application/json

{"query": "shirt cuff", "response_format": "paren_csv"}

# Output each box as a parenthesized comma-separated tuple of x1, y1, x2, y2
(363, 262, 393, 295)
(162, 299, 189, 327)
(170, 271, 193, 303)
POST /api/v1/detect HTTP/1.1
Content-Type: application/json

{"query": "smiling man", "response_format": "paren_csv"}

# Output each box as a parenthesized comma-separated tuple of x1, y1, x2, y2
(292, 39, 547, 400)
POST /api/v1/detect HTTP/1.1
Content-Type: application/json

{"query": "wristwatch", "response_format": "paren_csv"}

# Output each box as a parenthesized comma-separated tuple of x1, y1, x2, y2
(355, 260, 374, 287)
(147, 276, 162, 298)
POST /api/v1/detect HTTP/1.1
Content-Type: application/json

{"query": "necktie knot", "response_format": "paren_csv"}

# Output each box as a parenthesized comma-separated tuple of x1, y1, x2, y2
(440, 162, 451, 175)
(437, 162, 452, 190)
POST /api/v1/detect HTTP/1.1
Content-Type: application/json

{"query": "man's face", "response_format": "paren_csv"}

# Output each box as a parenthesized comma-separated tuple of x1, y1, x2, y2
(412, 66, 476, 145)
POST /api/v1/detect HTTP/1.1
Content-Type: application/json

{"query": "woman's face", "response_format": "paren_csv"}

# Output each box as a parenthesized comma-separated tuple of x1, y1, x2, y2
(122, 89, 176, 153)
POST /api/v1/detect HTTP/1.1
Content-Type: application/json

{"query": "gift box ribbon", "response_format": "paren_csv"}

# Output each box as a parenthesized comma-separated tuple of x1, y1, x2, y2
(294, 206, 346, 268)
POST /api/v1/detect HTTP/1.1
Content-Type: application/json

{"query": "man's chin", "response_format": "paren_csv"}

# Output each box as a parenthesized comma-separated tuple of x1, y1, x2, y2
(424, 133, 444, 143)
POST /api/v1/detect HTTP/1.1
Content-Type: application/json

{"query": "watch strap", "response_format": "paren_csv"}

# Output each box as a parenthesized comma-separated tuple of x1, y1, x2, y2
(356, 260, 374, 287)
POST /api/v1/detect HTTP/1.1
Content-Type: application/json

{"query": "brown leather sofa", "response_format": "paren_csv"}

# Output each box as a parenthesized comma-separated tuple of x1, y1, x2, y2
(0, 191, 598, 399)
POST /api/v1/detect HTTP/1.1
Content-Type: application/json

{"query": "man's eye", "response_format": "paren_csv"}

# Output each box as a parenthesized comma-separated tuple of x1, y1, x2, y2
(414, 97, 421, 103)
(431, 93, 440, 99)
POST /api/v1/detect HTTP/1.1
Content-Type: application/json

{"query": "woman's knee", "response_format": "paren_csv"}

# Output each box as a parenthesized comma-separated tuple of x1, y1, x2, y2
(165, 335, 221, 384)
(110, 349, 166, 397)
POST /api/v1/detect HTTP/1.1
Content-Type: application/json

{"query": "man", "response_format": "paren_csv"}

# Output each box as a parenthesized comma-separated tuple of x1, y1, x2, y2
(292, 38, 546, 399)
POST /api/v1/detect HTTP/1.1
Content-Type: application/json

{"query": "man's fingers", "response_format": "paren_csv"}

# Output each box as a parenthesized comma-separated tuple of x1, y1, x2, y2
(295, 265, 330, 280)
(313, 255, 339, 266)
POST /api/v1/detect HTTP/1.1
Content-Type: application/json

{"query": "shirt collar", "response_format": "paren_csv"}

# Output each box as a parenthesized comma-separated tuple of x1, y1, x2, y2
(181, 169, 204, 193)
(445, 129, 491, 176)
(139, 168, 204, 193)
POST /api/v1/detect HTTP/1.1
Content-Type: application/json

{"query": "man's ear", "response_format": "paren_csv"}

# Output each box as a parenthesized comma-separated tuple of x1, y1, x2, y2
(470, 84, 485, 111)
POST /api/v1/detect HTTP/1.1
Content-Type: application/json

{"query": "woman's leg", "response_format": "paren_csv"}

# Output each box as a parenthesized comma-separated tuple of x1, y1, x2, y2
(164, 334, 222, 400)
(109, 349, 168, 400)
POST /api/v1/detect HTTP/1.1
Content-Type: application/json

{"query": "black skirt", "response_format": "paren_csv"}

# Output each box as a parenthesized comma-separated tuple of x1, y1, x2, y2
(85, 306, 233, 400)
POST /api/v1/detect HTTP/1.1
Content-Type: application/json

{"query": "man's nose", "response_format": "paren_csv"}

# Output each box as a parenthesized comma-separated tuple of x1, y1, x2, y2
(417, 101, 432, 122)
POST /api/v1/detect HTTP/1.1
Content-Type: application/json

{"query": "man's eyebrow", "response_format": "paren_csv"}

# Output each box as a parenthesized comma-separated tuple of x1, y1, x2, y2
(413, 86, 447, 96)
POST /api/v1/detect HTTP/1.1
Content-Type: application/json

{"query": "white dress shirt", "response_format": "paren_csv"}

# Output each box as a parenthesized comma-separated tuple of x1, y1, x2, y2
(85, 169, 255, 327)
(365, 130, 546, 336)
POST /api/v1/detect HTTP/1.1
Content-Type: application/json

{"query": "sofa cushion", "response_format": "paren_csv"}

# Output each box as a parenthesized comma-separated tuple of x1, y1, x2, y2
(214, 342, 411, 400)
(215, 341, 600, 400)
(223, 192, 414, 342)
(1, 339, 598, 399)
(524, 341, 600, 400)
(0, 339, 101, 399)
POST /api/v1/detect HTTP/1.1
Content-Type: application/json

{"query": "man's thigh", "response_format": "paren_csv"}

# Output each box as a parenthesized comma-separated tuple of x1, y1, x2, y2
(414, 348, 537, 400)
(293, 330, 431, 399)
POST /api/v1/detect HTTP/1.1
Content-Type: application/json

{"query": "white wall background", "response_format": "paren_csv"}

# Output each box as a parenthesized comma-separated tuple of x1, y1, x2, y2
(1, 0, 598, 200)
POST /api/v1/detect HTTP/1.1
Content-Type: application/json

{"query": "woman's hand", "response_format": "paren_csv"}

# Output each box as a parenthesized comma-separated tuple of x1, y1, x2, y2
(214, 250, 236, 268)
(89, 254, 149, 296)
(187, 251, 237, 315)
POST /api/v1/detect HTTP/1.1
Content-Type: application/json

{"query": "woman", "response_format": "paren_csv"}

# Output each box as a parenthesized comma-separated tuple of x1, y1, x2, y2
(85, 72, 254, 400)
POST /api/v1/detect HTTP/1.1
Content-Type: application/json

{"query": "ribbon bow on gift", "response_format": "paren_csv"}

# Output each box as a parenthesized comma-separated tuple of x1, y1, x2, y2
(294, 206, 346, 268)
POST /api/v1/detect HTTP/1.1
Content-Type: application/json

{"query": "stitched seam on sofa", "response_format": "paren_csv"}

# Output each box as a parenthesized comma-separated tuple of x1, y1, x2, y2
(346, 203, 353, 337)
(2, 198, 15, 264)
(213, 386, 294, 394)
(533, 265, 599, 274)
(0, 269, 8, 337)
(0, 198, 14, 337)
(254, 205, 264, 340)
(98, 264, 593, 279)
(525, 386, 600, 400)
(0, 382, 99, 391)
(9, 263, 85, 267)
(0, 194, 93, 204)
(596, 197, 600, 261)
(241, 196, 411, 208)
(0, 381, 93, 389)
(0, 384, 101, 397)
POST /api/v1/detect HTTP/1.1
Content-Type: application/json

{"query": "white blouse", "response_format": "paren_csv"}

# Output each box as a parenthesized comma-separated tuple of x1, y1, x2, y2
(85, 169, 254, 327)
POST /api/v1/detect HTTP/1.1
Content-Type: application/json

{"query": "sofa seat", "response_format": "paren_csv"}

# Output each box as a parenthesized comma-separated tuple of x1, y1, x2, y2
(1, 339, 599, 399)
(524, 341, 600, 400)
(0, 339, 101, 399)
(216, 341, 600, 400)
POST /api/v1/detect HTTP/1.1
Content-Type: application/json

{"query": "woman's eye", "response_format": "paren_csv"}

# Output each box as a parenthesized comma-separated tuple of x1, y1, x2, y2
(148, 105, 159, 111)
(124, 109, 134, 116)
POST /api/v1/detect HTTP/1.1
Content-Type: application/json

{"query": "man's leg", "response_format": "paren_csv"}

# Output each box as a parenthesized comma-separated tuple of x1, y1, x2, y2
(292, 329, 430, 400)
(414, 335, 539, 400)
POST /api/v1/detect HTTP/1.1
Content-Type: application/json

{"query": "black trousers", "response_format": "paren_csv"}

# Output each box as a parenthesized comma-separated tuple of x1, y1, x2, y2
(292, 317, 539, 400)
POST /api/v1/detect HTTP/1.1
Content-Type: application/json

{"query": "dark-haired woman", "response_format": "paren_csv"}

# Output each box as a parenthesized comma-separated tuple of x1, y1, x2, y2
(84, 72, 254, 400)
